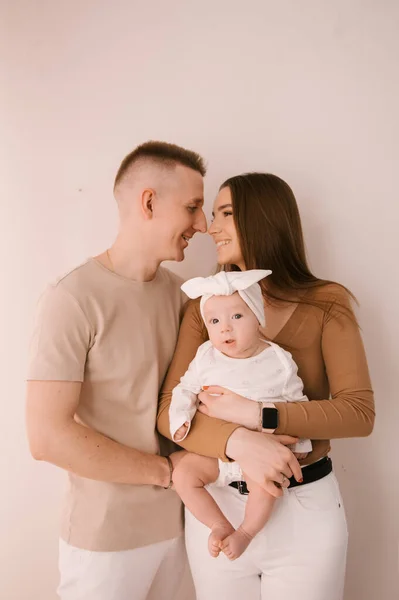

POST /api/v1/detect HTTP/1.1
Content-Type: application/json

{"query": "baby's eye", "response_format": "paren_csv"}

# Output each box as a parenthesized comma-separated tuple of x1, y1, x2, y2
(210, 318, 219, 325)
(187, 206, 198, 213)
(232, 314, 242, 320)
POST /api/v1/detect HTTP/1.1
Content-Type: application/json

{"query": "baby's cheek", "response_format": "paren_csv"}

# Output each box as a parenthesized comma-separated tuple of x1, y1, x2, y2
(208, 332, 221, 350)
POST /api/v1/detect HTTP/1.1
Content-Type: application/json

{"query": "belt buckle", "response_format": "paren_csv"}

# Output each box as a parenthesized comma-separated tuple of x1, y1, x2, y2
(237, 481, 248, 495)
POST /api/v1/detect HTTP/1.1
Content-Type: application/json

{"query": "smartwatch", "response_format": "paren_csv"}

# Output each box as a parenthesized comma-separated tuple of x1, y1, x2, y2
(261, 406, 279, 430)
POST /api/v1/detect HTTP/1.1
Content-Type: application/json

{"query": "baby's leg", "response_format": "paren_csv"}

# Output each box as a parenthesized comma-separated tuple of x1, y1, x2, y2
(173, 453, 234, 557)
(294, 452, 309, 460)
(220, 474, 276, 561)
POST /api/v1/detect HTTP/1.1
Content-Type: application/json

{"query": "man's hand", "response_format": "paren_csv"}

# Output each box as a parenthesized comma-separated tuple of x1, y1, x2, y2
(225, 428, 302, 498)
(26, 380, 185, 488)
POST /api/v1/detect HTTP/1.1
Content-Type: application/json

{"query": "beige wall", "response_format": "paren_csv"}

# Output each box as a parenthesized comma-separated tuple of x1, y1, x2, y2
(2, 1, 398, 598)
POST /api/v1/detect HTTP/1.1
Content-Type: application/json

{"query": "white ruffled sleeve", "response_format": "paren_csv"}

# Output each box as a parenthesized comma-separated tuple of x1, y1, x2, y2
(169, 354, 202, 442)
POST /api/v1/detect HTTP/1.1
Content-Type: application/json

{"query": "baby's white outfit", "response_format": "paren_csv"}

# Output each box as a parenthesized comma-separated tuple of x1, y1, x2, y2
(169, 339, 312, 486)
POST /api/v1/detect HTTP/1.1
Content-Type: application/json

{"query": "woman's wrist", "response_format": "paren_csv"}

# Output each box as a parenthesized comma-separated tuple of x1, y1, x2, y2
(225, 426, 275, 461)
(232, 397, 277, 431)
(258, 402, 277, 433)
(225, 427, 247, 461)
(242, 401, 261, 430)
(225, 401, 278, 460)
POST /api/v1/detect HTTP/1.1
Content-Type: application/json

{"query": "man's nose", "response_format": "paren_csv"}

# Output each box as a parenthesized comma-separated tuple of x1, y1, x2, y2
(194, 209, 207, 233)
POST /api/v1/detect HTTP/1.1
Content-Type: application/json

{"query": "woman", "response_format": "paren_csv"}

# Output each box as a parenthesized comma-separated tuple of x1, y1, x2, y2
(157, 173, 374, 600)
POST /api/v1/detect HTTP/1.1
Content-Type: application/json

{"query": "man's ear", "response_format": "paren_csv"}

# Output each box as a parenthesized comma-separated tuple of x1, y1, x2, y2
(140, 189, 155, 220)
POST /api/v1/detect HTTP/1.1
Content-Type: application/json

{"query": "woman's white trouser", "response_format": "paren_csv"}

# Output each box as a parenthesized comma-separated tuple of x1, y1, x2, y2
(185, 472, 348, 600)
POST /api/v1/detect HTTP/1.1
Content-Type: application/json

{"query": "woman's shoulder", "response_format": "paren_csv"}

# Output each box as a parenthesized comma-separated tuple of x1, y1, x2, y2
(181, 297, 208, 337)
(304, 282, 353, 306)
(182, 297, 202, 319)
(302, 282, 357, 328)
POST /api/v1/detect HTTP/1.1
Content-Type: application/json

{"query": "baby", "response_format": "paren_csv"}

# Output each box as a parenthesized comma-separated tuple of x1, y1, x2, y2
(169, 270, 312, 560)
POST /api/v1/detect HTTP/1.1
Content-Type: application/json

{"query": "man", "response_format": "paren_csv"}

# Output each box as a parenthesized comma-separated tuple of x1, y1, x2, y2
(26, 141, 207, 599)
(26, 140, 300, 600)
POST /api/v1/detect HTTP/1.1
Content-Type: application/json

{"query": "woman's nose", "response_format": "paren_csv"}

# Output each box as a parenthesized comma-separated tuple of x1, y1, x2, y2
(208, 219, 220, 235)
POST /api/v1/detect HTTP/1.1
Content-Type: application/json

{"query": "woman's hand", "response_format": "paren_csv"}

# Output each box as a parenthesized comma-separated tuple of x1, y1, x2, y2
(198, 386, 260, 430)
(225, 428, 302, 498)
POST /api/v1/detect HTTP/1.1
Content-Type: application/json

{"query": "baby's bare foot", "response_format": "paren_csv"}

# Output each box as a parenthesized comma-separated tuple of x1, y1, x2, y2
(208, 522, 235, 558)
(220, 526, 253, 560)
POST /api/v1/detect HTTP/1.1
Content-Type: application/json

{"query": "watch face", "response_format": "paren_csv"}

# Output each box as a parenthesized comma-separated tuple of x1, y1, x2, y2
(262, 407, 278, 429)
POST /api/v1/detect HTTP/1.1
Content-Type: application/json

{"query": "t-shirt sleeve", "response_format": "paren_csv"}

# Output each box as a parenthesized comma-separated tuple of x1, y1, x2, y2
(27, 285, 92, 382)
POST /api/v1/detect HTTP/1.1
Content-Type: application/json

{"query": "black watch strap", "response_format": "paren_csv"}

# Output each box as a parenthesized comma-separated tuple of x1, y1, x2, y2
(261, 407, 279, 430)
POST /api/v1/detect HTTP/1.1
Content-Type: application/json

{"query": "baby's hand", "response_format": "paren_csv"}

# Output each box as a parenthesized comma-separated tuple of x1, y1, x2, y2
(293, 452, 309, 460)
(174, 422, 189, 441)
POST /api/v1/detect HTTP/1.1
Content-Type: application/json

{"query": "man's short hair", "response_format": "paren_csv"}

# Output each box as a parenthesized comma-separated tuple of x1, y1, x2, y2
(114, 140, 206, 189)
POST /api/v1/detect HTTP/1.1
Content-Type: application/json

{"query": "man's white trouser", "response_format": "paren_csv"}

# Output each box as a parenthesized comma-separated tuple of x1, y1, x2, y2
(58, 535, 193, 600)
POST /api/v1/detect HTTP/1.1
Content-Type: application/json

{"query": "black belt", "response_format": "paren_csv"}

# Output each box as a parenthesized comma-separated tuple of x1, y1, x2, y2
(229, 457, 332, 495)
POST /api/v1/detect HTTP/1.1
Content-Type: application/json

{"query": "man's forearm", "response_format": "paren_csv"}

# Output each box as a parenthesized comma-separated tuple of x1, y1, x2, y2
(36, 420, 170, 487)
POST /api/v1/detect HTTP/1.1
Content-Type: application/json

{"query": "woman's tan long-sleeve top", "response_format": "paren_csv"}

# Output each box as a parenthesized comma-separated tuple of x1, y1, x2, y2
(158, 284, 375, 464)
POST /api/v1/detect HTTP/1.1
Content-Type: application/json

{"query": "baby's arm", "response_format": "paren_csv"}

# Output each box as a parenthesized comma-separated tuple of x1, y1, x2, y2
(169, 356, 202, 442)
(293, 451, 309, 459)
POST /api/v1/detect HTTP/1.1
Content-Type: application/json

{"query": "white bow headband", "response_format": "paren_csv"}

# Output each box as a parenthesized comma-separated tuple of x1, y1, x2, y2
(181, 270, 272, 327)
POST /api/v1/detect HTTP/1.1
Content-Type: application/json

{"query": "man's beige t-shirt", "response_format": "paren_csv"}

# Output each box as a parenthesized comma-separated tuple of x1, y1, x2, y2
(27, 259, 185, 552)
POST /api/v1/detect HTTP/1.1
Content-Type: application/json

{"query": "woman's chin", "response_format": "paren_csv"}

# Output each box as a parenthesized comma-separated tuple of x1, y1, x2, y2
(215, 249, 243, 268)
(215, 254, 230, 266)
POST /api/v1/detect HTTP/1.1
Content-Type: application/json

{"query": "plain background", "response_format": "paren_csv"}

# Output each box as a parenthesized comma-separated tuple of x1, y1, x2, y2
(1, 1, 398, 598)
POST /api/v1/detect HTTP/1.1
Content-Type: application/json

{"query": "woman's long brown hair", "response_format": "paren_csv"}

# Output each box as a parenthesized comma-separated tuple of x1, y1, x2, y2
(220, 172, 357, 316)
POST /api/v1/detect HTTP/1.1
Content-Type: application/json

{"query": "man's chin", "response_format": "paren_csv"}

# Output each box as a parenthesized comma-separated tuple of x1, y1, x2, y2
(163, 250, 185, 263)
(175, 246, 186, 262)
(170, 254, 184, 263)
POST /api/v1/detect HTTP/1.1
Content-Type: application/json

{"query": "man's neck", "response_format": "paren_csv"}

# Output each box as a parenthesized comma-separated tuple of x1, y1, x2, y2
(97, 237, 161, 282)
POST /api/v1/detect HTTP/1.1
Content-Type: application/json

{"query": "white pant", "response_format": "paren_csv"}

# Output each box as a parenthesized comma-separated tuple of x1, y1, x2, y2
(185, 472, 348, 600)
(58, 535, 193, 600)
